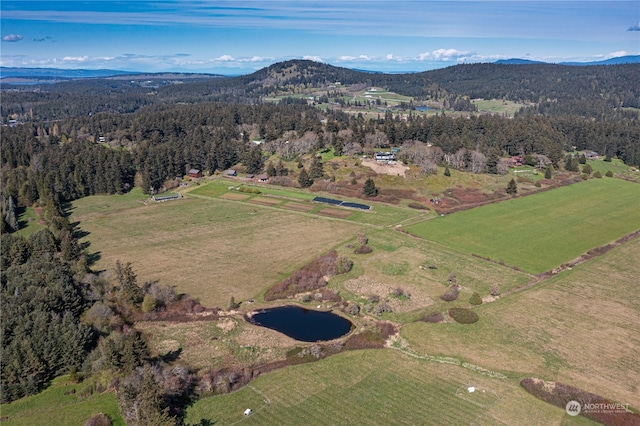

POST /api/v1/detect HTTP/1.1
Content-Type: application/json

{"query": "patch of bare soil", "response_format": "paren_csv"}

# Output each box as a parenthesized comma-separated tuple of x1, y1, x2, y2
(361, 158, 409, 177)
(344, 276, 435, 313)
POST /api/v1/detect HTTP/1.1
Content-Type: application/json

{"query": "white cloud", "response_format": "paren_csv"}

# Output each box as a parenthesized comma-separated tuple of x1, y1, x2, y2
(215, 54, 235, 61)
(2, 34, 23, 42)
(606, 51, 628, 58)
(386, 53, 394, 60)
(418, 48, 471, 62)
(303, 55, 323, 62)
(62, 56, 89, 62)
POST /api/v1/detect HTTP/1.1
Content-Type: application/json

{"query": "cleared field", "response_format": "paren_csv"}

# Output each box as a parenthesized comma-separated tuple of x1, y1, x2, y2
(185, 349, 588, 425)
(332, 228, 532, 323)
(0, 375, 124, 426)
(69, 193, 361, 308)
(473, 99, 528, 117)
(219, 191, 252, 201)
(404, 179, 640, 273)
(402, 235, 640, 408)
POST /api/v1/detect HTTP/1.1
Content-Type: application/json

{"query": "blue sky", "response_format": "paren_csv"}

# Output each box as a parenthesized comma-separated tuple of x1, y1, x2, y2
(1, 1, 639, 74)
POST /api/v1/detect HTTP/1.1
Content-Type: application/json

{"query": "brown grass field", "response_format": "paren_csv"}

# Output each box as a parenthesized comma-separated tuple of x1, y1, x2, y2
(316, 207, 354, 219)
(279, 202, 316, 212)
(219, 192, 252, 201)
(70, 193, 362, 307)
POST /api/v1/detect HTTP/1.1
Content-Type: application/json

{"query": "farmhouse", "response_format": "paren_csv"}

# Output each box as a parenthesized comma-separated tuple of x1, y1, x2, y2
(585, 150, 599, 159)
(224, 169, 237, 177)
(258, 174, 269, 182)
(188, 169, 202, 179)
(375, 152, 395, 162)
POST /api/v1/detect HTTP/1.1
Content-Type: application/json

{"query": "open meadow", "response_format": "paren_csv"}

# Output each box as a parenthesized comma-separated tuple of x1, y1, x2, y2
(0, 375, 124, 426)
(403, 178, 640, 273)
(401, 235, 640, 409)
(185, 349, 594, 426)
(69, 187, 362, 308)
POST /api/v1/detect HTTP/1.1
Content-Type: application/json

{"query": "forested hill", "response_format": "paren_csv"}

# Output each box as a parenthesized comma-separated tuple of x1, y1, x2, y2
(2, 60, 639, 121)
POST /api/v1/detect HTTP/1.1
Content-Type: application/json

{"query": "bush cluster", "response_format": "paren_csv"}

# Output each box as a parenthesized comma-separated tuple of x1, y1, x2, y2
(408, 202, 428, 210)
(343, 322, 397, 350)
(440, 284, 460, 301)
(469, 292, 483, 305)
(448, 307, 479, 324)
(422, 312, 444, 323)
(264, 251, 351, 301)
(237, 186, 261, 194)
(520, 378, 640, 425)
(354, 245, 373, 254)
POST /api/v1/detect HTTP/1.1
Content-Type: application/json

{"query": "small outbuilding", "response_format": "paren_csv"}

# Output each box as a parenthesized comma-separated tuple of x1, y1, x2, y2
(258, 174, 269, 182)
(224, 169, 237, 177)
(188, 169, 202, 179)
(244, 408, 252, 416)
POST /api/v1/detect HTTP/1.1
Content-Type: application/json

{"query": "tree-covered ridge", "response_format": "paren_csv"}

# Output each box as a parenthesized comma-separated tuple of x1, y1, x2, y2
(3, 61, 639, 122)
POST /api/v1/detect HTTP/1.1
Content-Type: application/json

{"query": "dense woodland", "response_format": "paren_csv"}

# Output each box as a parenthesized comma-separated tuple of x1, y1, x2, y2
(1, 60, 639, 423)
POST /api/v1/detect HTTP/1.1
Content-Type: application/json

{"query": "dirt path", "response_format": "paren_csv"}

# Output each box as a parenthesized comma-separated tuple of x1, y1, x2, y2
(361, 158, 409, 177)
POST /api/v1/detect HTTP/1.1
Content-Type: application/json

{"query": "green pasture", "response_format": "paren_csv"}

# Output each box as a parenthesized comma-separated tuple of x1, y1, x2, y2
(0, 375, 124, 426)
(402, 236, 640, 409)
(186, 349, 585, 426)
(586, 157, 631, 175)
(404, 178, 640, 273)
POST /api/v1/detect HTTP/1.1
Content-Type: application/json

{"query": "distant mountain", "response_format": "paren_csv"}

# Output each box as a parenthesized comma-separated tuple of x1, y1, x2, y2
(0, 67, 139, 79)
(495, 59, 545, 65)
(559, 55, 640, 66)
(495, 55, 640, 66)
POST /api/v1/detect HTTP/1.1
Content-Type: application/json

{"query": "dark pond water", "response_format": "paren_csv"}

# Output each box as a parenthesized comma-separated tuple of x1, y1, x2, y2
(415, 105, 434, 111)
(249, 305, 352, 342)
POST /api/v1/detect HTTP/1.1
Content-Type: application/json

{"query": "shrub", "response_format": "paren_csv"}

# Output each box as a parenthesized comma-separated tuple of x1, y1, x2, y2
(469, 292, 483, 305)
(354, 245, 372, 254)
(85, 413, 112, 426)
(367, 294, 380, 304)
(264, 250, 349, 301)
(440, 289, 459, 302)
(422, 312, 444, 323)
(141, 294, 157, 313)
(520, 378, 640, 425)
(448, 307, 479, 324)
(373, 302, 393, 316)
(490, 284, 501, 296)
(447, 273, 457, 284)
(408, 202, 428, 210)
(605, 170, 614, 177)
(392, 287, 410, 299)
(593, 170, 602, 178)
(356, 232, 368, 245)
(344, 303, 360, 316)
(534, 181, 542, 188)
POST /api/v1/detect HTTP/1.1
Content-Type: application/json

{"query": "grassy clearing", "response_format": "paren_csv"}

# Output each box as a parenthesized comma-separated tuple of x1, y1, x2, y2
(70, 194, 361, 308)
(402, 236, 640, 408)
(332, 228, 531, 323)
(404, 178, 640, 273)
(0, 375, 124, 426)
(15, 207, 46, 237)
(473, 99, 528, 117)
(185, 349, 584, 426)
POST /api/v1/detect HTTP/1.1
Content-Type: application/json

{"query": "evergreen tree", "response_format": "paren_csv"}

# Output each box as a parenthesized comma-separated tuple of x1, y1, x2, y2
(298, 168, 314, 188)
(506, 178, 518, 195)
(309, 156, 324, 179)
(116, 261, 144, 305)
(544, 165, 554, 179)
(363, 178, 378, 197)
(564, 154, 579, 172)
(444, 166, 451, 177)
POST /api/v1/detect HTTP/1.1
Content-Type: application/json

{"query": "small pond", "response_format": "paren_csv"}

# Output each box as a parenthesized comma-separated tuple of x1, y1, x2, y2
(248, 305, 352, 342)
(415, 105, 434, 111)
